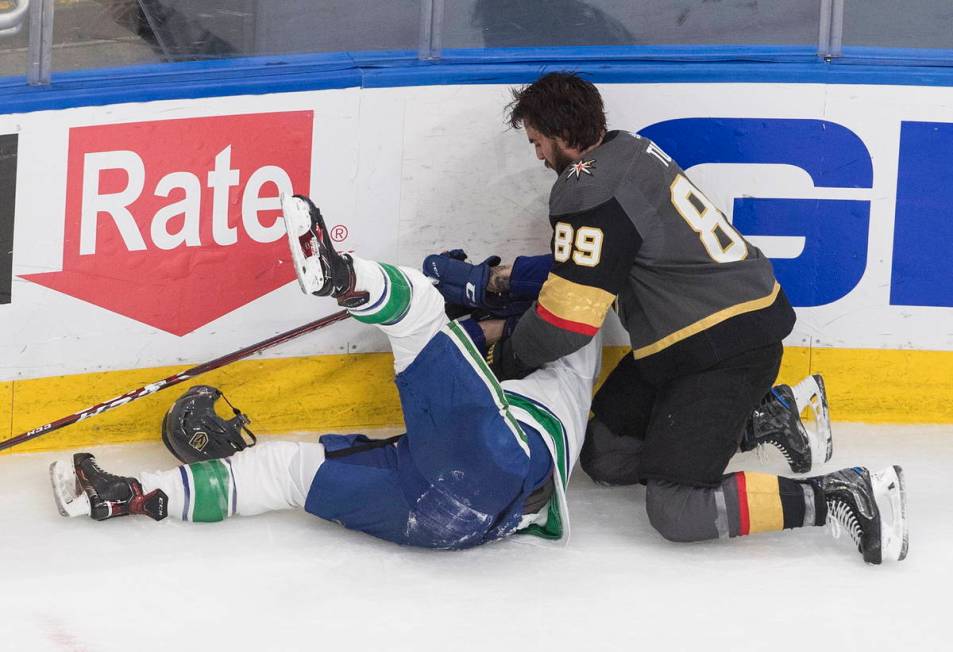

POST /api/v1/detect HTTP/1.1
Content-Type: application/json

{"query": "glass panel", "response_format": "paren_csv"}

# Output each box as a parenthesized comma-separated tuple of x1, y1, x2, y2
(843, 0, 953, 50)
(0, 0, 30, 78)
(444, 0, 822, 49)
(46, 0, 163, 73)
(52, 0, 420, 72)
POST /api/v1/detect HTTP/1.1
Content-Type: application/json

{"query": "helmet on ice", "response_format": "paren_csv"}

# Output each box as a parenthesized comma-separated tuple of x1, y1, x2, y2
(161, 385, 256, 464)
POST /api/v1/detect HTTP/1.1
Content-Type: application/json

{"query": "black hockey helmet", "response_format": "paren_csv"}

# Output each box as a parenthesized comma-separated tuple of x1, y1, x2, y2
(161, 385, 256, 464)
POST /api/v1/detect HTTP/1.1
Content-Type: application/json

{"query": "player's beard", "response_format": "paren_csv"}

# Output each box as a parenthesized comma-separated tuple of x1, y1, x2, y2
(548, 148, 575, 175)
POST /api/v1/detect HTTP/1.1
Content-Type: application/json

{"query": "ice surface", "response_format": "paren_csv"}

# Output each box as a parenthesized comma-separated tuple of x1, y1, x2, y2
(1, 424, 950, 651)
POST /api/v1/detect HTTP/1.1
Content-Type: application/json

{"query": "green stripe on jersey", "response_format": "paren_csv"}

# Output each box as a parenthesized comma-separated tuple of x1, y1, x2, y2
(351, 263, 412, 326)
(505, 392, 567, 539)
(504, 392, 568, 487)
(519, 498, 563, 540)
(189, 459, 231, 522)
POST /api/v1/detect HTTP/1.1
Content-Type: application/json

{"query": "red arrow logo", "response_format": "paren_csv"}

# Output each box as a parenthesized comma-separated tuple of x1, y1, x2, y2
(22, 111, 314, 336)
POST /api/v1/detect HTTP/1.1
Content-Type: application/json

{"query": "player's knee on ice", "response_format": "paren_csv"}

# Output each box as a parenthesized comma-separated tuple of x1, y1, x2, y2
(645, 480, 720, 543)
(580, 417, 643, 486)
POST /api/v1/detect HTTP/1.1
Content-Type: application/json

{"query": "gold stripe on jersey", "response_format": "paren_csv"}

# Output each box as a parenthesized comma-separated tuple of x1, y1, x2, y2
(633, 282, 782, 359)
(538, 273, 616, 331)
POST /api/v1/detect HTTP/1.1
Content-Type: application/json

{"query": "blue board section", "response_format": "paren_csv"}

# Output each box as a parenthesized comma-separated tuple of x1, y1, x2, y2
(891, 121, 953, 308)
(3, 45, 953, 114)
(639, 118, 873, 307)
(639, 118, 873, 188)
(733, 198, 870, 307)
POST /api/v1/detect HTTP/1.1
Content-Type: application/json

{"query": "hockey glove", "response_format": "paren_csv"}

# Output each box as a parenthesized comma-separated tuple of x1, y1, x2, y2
(423, 249, 505, 311)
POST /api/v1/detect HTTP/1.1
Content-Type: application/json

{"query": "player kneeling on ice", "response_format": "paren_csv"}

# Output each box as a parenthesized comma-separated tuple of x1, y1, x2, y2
(417, 72, 906, 564)
(424, 250, 906, 565)
(50, 194, 599, 549)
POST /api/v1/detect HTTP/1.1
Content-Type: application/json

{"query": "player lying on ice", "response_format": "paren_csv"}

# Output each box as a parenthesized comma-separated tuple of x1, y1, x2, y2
(49, 194, 602, 549)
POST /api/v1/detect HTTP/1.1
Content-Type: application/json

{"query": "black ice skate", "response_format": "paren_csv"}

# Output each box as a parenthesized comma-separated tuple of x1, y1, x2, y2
(50, 453, 167, 521)
(280, 193, 369, 308)
(742, 380, 831, 474)
(818, 465, 908, 564)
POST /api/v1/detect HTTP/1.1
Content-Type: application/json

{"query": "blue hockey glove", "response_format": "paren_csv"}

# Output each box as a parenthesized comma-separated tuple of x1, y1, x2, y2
(509, 254, 554, 300)
(423, 249, 503, 310)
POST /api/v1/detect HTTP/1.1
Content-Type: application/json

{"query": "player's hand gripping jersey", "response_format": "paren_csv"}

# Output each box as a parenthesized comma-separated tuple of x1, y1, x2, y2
(494, 131, 795, 382)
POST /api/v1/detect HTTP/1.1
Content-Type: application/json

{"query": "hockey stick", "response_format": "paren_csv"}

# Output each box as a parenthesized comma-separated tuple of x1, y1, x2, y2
(0, 309, 350, 452)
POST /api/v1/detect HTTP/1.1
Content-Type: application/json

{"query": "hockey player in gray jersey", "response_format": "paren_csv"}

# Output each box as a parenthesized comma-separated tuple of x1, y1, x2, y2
(426, 72, 907, 564)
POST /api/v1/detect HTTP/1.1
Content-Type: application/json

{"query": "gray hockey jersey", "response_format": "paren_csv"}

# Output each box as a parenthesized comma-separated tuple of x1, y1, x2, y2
(495, 130, 795, 383)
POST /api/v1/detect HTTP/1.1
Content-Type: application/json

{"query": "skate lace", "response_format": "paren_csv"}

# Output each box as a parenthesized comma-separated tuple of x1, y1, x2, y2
(88, 459, 117, 480)
(826, 499, 862, 547)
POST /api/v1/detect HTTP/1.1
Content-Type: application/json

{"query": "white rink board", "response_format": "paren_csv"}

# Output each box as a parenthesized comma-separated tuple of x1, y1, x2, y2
(3, 82, 953, 380)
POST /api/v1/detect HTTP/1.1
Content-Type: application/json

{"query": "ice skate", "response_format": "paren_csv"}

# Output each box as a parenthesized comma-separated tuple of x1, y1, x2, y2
(280, 193, 369, 308)
(819, 465, 908, 564)
(743, 380, 831, 474)
(49, 456, 91, 518)
(50, 453, 167, 522)
(792, 374, 833, 464)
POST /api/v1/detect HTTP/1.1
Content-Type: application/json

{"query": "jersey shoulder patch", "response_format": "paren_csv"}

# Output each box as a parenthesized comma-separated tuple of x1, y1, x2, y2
(549, 132, 645, 216)
(549, 160, 612, 216)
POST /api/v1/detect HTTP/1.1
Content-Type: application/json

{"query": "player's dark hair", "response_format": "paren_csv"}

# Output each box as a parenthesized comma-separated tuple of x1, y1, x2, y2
(507, 72, 606, 150)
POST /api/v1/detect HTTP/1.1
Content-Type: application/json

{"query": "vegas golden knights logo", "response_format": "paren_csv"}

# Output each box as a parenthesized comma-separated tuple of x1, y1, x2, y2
(189, 431, 209, 452)
(0, 134, 16, 305)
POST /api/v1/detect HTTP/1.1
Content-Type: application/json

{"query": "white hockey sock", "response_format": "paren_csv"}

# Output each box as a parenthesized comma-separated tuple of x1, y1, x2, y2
(350, 256, 388, 307)
(140, 459, 237, 522)
(348, 257, 412, 326)
(346, 259, 447, 372)
(140, 442, 326, 521)
(140, 468, 187, 520)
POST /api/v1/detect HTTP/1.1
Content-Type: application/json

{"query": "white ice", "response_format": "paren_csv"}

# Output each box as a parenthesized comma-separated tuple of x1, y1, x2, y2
(1, 423, 950, 652)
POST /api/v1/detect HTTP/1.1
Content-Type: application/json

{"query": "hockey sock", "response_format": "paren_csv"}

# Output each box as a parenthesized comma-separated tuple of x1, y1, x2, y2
(140, 443, 325, 522)
(141, 459, 235, 522)
(348, 258, 412, 326)
(722, 471, 827, 537)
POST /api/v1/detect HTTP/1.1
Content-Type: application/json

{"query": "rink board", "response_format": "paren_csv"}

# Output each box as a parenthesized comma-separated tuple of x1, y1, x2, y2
(1, 52, 953, 452)
(3, 344, 952, 454)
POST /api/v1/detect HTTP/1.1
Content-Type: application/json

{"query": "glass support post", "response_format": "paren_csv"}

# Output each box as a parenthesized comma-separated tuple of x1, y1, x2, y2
(27, 0, 53, 85)
(818, 0, 844, 59)
(417, 0, 443, 61)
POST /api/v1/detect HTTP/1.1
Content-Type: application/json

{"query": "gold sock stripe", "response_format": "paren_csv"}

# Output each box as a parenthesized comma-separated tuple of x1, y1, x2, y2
(742, 472, 784, 534)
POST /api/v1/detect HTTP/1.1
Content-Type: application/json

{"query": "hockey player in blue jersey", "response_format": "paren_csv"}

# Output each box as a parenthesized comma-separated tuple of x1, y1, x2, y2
(49, 194, 599, 549)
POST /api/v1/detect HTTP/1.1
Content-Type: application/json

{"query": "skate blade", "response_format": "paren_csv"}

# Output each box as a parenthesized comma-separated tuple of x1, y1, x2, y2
(798, 374, 833, 466)
(872, 465, 909, 562)
(280, 193, 327, 295)
(49, 460, 90, 518)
